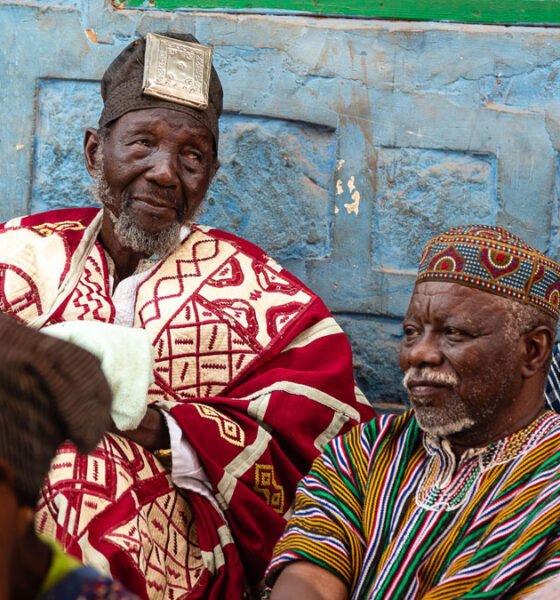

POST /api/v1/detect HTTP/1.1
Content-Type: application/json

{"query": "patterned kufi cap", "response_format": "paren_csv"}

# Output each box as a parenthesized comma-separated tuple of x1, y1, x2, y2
(417, 224, 560, 320)
(0, 315, 112, 506)
(99, 32, 223, 150)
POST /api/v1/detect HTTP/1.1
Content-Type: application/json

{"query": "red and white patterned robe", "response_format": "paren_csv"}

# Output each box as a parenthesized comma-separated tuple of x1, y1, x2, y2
(0, 207, 374, 599)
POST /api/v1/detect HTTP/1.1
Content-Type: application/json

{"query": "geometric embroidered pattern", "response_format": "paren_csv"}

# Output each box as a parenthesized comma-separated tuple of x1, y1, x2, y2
(35, 433, 204, 598)
(193, 404, 246, 447)
(31, 220, 86, 236)
(417, 224, 560, 319)
(0, 266, 42, 320)
(479, 247, 520, 280)
(545, 280, 560, 311)
(254, 464, 285, 514)
(426, 246, 465, 275)
(136, 226, 313, 400)
(60, 246, 114, 323)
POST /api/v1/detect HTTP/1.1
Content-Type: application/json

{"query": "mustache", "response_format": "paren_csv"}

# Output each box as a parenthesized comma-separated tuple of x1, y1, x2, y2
(122, 188, 185, 221)
(402, 367, 459, 391)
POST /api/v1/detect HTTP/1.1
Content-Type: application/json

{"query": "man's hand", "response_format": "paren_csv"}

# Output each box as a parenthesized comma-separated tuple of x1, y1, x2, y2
(270, 561, 349, 600)
(112, 407, 170, 453)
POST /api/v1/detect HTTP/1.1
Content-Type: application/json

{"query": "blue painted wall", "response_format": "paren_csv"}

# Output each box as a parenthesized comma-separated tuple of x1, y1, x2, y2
(2, 1, 560, 411)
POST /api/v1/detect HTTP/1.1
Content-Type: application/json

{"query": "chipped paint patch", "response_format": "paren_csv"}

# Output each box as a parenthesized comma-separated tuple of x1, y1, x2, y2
(336, 159, 345, 170)
(334, 205, 339, 214)
(484, 100, 532, 115)
(343, 176, 361, 215)
(336, 179, 343, 195)
(344, 190, 361, 215)
(84, 29, 98, 44)
(15, 144, 25, 151)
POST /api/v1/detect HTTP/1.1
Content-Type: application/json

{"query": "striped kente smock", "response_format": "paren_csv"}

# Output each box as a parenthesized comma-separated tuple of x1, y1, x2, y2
(267, 410, 560, 599)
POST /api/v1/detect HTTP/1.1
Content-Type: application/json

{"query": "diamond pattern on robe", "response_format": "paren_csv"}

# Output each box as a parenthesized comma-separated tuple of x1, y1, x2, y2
(136, 228, 313, 399)
(61, 246, 114, 322)
(36, 433, 204, 599)
(152, 297, 257, 399)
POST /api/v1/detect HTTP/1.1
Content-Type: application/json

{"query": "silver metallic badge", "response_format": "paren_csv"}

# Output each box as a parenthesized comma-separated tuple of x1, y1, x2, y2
(143, 32, 212, 109)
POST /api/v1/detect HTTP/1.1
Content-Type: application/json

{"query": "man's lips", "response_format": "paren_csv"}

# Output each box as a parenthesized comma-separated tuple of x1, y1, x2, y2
(407, 380, 453, 408)
(133, 196, 177, 215)
(407, 380, 452, 400)
(407, 379, 450, 389)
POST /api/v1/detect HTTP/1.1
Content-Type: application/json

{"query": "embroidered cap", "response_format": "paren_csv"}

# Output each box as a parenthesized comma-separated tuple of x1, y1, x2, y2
(416, 224, 560, 319)
(99, 32, 223, 150)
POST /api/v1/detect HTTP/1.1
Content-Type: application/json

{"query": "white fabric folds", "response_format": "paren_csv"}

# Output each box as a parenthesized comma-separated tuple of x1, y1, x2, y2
(43, 320, 154, 431)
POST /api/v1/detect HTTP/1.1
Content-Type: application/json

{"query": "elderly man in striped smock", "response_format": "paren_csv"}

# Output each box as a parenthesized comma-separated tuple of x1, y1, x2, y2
(265, 225, 560, 600)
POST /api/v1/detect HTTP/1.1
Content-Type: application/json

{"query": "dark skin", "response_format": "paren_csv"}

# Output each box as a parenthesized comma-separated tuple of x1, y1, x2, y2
(84, 108, 219, 451)
(270, 282, 554, 599)
(84, 107, 219, 283)
(0, 460, 49, 600)
(400, 281, 553, 454)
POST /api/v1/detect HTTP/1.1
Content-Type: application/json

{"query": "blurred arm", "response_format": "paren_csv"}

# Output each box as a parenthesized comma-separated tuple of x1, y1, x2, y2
(270, 562, 348, 600)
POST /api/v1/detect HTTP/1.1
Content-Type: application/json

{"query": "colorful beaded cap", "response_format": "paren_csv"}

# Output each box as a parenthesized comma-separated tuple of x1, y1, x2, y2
(417, 224, 560, 319)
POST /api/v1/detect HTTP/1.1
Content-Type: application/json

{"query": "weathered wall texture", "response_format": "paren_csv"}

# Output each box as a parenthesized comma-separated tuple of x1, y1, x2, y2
(2, 0, 559, 410)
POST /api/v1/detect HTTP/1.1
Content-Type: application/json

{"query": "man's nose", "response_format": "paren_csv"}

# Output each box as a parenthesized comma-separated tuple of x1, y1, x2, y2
(405, 332, 443, 368)
(146, 150, 179, 187)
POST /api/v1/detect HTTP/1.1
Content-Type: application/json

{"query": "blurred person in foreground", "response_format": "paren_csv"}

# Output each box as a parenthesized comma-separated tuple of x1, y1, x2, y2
(266, 225, 560, 599)
(0, 315, 137, 599)
(0, 31, 374, 599)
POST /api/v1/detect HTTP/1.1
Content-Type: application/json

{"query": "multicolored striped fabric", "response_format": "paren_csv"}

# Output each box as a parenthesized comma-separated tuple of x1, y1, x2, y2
(545, 341, 560, 413)
(267, 411, 560, 599)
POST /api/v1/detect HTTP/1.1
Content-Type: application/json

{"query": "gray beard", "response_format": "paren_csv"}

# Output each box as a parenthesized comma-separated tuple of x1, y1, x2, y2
(91, 159, 183, 258)
(402, 366, 502, 438)
(107, 199, 182, 258)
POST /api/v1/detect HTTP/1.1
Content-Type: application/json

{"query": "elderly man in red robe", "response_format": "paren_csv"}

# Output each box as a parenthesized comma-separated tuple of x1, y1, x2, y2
(0, 32, 374, 599)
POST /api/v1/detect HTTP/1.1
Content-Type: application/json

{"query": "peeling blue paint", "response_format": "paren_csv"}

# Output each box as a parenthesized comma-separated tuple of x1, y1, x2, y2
(373, 148, 497, 270)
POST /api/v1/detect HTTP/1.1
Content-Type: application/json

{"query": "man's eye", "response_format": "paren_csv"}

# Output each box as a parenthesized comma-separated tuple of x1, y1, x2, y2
(184, 151, 202, 162)
(127, 138, 151, 148)
(403, 326, 419, 337)
(445, 327, 466, 338)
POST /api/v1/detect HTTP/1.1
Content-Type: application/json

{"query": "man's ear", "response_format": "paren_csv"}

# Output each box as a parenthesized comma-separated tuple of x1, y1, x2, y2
(84, 128, 101, 176)
(521, 325, 555, 378)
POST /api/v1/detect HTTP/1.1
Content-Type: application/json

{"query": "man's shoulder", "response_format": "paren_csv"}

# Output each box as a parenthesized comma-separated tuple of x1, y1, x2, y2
(341, 410, 419, 451)
(361, 410, 417, 437)
(193, 224, 318, 298)
(1, 207, 100, 231)
(196, 225, 269, 261)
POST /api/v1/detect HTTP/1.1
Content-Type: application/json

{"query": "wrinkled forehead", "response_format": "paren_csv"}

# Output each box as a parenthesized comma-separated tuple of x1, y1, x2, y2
(406, 280, 511, 320)
(108, 106, 214, 134)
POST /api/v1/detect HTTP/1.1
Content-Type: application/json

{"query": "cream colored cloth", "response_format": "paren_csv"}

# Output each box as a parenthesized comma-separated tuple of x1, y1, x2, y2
(42, 320, 154, 431)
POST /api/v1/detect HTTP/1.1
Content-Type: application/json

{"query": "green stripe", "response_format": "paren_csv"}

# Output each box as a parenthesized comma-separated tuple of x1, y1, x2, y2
(124, 0, 560, 25)
(496, 453, 560, 501)
(386, 512, 455, 598)
(374, 419, 422, 548)
(466, 513, 560, 596)
(294, 548, 349, 584)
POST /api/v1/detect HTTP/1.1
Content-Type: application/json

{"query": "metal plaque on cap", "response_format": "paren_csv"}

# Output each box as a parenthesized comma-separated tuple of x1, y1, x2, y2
(142, 33, 212, 109)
